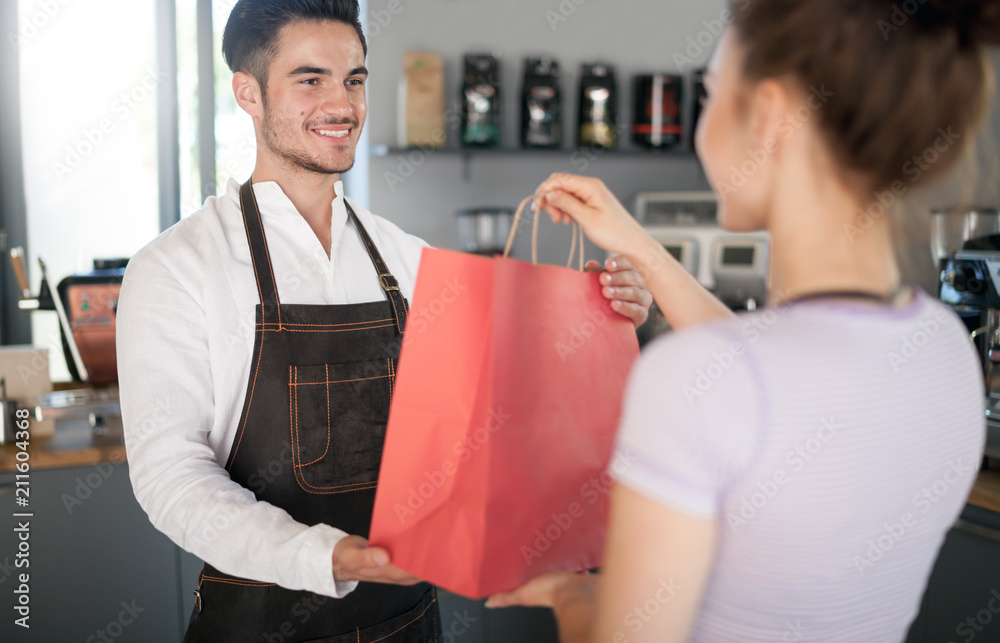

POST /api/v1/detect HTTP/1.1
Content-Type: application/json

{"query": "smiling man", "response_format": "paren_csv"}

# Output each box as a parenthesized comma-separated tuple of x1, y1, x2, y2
(116, 1, 650, 641)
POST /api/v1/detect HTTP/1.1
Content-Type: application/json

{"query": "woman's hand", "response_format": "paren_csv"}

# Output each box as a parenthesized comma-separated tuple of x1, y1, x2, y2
(487, 571, 601, 643)
(486, 570, 595, 609)
(535, 173, 648, 258)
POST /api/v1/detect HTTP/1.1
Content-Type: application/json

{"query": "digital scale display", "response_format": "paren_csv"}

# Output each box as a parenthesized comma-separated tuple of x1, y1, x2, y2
(722, 246, 756, 267)
(663, 245, 684, 262)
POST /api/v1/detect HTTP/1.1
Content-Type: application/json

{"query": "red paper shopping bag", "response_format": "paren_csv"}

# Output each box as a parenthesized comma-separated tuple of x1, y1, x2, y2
(369, 241, 640, 598)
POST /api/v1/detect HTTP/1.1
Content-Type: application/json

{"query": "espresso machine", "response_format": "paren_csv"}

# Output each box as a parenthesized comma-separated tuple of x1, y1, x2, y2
(934, 207, 1000, 462)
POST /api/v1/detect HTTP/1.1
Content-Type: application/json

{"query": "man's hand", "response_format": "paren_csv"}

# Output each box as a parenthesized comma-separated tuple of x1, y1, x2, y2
(332, 535, 422, 585)
(588, 257, 652, 328)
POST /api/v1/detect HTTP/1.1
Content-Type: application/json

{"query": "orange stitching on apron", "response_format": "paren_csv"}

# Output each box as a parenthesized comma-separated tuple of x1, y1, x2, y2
(431, 588, 438, 639)
(291, 364, 301, 470)
(291, 375, 391, 386)
(299, 365, 332, 467)
(258, 318, 395, 328)
(290, 364, 380, 495)
(200, 574, 276, 587)
(388, 358, 394, 401)
(226, 324, 267, 471)
(293, 472, 378, 495)
(257, 324, 397, 334)
(247, 179, 282, 329)
(366, 594, 437, 643)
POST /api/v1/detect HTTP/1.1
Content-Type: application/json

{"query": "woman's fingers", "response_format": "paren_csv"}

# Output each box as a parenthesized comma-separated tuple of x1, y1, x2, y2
(536, 190, 595, 226)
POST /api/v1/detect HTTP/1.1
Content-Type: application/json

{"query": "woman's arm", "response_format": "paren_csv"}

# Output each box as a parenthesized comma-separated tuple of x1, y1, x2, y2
(593, 483, 717, 643)
(534, 173, 734, 331)
(488, 483, 718, 643)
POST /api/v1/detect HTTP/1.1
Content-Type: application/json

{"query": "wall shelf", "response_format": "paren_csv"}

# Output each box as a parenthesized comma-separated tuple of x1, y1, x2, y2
(370, 145, 700, 181)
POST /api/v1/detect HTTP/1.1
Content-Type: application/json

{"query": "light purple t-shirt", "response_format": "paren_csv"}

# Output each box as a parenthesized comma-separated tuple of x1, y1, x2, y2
(614, 289, 985, 643)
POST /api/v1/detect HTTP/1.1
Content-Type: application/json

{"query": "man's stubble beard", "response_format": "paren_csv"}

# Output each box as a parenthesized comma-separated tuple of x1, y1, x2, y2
(261, 103, 358, 176)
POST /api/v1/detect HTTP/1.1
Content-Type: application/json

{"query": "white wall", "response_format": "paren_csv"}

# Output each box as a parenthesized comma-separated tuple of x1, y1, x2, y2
(358, 0, 1000, 289)
(359, 0, 727, 263)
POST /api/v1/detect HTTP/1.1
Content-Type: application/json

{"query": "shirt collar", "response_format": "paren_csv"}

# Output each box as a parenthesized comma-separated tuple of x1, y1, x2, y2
(228, 178, 355, 255)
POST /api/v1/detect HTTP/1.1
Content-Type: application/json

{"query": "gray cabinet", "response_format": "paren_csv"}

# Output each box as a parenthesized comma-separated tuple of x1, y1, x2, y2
(0, 463, 187, 642)
(905, 506, 1000, 643)
(0, 464, 560, 643)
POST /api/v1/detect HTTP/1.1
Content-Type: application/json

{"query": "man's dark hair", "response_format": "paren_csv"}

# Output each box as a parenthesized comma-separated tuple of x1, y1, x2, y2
(222, 0, 367, 93)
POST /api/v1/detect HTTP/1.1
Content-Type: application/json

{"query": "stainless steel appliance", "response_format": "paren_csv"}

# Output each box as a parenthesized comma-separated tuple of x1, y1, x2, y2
(631, 191, 770, 343)
(456, 206, 514, 256)
(934, 207, 1000, 461)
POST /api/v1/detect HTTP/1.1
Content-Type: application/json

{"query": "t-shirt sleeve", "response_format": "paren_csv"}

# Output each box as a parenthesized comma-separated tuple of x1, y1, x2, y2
(613, 324, 765, 518)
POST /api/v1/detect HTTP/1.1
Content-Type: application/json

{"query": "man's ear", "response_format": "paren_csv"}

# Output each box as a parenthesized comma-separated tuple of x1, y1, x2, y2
(233, 71, 264, 118)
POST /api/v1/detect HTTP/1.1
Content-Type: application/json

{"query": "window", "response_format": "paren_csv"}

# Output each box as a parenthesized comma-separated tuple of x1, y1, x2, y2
(18, 0, 160, 381)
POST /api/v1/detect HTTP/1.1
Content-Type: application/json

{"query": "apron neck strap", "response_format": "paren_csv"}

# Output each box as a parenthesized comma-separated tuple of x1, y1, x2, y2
(239, 179, 282, 326)
(239, 179, 407, 334)
(345, 201, 408, 335)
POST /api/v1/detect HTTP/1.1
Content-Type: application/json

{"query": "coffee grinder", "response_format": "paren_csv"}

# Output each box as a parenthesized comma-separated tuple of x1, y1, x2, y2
(934, 207, 1000, 461)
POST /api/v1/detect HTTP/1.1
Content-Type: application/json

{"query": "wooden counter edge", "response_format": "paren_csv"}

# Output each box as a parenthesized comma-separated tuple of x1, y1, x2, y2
(969, 469, 1000, 515)
(0, 444, 127, 472)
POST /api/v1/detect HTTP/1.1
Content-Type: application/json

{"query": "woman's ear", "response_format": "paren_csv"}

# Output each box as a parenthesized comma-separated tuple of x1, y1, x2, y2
(233, 71, 263, 119)
(747, 78, 792, 155)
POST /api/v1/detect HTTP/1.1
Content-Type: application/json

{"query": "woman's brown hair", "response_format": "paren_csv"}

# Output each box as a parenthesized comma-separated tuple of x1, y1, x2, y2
(729, 0, 1000, 194)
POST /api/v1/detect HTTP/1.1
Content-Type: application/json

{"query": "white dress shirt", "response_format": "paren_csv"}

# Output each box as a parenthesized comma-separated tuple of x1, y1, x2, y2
(117, 178, 427, 599)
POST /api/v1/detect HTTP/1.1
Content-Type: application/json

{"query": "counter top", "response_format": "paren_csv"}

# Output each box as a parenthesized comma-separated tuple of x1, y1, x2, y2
(969, 468, 1000, 514)
(0, 423, 126, 472)
(3, 428, 1000, 516)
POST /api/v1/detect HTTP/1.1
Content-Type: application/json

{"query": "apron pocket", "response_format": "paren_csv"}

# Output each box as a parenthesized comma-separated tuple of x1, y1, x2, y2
(290, 358, 395, 494)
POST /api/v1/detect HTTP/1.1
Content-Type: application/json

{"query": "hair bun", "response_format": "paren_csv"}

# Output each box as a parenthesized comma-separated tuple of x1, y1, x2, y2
(922, 0, 1000, 46)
